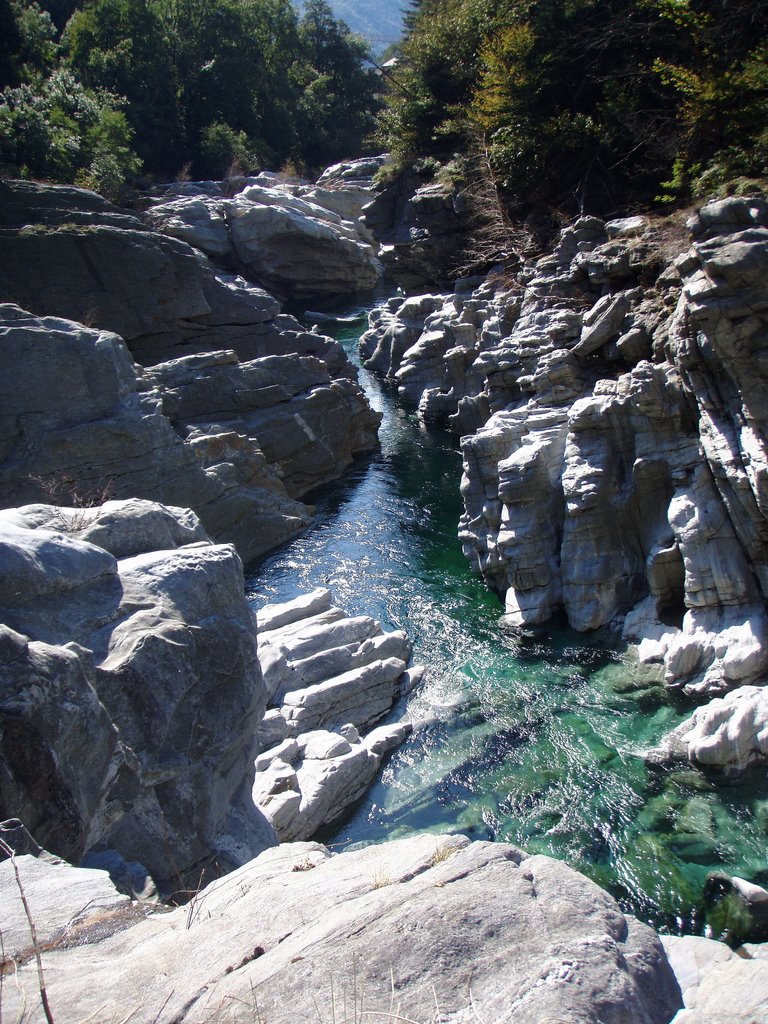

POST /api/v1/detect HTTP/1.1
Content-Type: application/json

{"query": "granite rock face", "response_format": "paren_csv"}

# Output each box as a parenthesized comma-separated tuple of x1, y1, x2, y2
(0, 501, 274, 888)
(361, 199, 768, 709)
(361, 166, 471, 291)
(0, 303, 380, 561)
(1, 834, 683, 1024)
(0, 305, 308, 562)
(251, 588, 419, 840)
(0, 178, 376, 367)
(653, 685, 768, 775)
(145, 174, 383, 301)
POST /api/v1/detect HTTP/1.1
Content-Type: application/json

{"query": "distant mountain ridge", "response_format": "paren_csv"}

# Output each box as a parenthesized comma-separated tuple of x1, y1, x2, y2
(299, 0, 405, 53)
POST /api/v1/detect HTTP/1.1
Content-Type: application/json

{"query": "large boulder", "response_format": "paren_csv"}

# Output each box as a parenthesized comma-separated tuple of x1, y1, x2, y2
(652, 684, 768, 775)
(145, 179, 383, 301)
(663, 933, 768, 1024)
(1, 834, 683, 1024)
(144, 348, 380, 498)
(0, 179, 375, 366)
(0, 501, 274, 888)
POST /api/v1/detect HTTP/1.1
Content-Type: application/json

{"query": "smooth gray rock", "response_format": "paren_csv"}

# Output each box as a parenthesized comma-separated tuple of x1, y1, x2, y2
(225, 186, 382, 300)
(0, 504, 273, 886)
(0, 299, 381, 560)
(252, 590, 416, 840)
(144, 348, 380, 499)
(668, 951, 768, 1023)
(0, 834, 683, 1024)
(146, 176, 384, 301)
(654, 685, 768, 774)
(0, 305, 315, 562)
(257, 588, 333, 633)
(661, 934, 734, 1009)
(0, 853, 139, 961)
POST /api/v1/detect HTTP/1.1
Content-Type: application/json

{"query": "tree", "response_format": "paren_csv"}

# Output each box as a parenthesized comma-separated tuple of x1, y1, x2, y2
(0, 66, 139, 194)
(376, 0, 768, 213)
(64, 0, 182, 173)
(294, 0, 380, 168)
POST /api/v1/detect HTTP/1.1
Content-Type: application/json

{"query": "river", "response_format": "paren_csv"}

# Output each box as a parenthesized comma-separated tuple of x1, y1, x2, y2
(245, 308, 767, 942)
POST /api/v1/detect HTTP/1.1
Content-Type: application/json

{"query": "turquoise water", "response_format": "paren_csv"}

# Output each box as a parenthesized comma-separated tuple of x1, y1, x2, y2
(246, 312, 768, 941)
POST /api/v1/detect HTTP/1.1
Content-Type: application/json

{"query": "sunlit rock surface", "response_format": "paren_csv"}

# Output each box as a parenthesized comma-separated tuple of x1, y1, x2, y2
(1, 834, 682, 1024)
(252, 588, 419, 840)
(145, 165, 384, 301)
(652, 685, 768, 774)
(663, 933, 768, 1024)
(0, 501, 274, 889)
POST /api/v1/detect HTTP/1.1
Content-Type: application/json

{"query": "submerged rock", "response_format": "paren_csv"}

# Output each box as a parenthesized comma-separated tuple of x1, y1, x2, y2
(1, 834, 683, 1024)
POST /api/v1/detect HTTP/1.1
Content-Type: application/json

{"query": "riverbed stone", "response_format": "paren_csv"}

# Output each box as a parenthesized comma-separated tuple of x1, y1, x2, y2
(653, 684, 768, 775)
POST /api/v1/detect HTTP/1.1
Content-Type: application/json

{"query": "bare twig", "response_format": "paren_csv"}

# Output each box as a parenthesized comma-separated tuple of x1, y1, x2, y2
(0, 837, 55, 1024)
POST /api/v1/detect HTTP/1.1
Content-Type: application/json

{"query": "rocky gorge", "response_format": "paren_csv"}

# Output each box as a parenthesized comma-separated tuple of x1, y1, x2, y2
(360, 195, 768, 777)
(1, 161, 768, 1023)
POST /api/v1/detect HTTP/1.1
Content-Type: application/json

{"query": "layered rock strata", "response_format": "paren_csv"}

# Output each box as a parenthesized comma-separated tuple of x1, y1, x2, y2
(144, 348, 379, 499)
(0, 833, 683, 1024)
(252, 588, 421, 840)
(361, 200, 768, 711)
(0, 304, 381, 561)
(0, 500, 274, 890)
(0, 178, 377, 366)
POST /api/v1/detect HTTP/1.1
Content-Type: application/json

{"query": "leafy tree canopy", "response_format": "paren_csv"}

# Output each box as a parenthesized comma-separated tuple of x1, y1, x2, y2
(1, 0, 381, 193)
(378, 0, 768, 213)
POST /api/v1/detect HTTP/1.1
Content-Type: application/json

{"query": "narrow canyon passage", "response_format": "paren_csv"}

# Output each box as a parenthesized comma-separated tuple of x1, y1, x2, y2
(246, 308, 766, 941)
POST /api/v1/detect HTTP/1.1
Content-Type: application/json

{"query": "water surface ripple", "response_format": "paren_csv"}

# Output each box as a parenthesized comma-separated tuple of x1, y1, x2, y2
(246, 312, 767, 938)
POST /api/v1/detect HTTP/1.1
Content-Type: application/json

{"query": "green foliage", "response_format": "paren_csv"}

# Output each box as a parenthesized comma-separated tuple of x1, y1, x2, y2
(1, 0, 58, 88)
(64, 0, 181, 173)
(294, 0, 381, 167)
(378, 0, 768, 213)
(0, 65, 137, 193)
(1, 0, 381, 194)
(198, 120, 258, 177)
